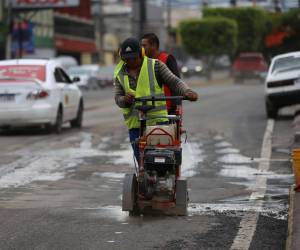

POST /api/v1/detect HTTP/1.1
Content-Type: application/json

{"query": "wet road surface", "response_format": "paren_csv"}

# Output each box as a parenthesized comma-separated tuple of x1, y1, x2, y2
(0, 83, 293, 249)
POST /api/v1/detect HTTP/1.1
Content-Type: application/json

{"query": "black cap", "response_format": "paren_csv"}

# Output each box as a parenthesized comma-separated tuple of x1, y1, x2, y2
(120, 37, 141, 59)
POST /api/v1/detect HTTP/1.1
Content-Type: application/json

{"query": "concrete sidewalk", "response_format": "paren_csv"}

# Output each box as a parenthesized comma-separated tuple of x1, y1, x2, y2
(286, 187, 300, 250)
(286, 111, 300, 250)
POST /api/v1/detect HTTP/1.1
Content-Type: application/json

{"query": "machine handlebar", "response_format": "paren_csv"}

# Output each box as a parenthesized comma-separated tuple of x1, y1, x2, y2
(134, 96, 187, 102)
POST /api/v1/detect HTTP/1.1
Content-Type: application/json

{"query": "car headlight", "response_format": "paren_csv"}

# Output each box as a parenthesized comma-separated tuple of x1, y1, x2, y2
(195, 66, 202, 72)
(181, 66, 188, 73)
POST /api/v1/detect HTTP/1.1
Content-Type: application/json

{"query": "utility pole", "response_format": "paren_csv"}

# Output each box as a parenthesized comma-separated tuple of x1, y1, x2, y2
(92, 0, 105, 64)
(18, 20, 23, 58)
(139, 0, 146, 39)
(5, 0, 12, 59)
(98, 0, 105, 65)
(166, 0, 171, 32)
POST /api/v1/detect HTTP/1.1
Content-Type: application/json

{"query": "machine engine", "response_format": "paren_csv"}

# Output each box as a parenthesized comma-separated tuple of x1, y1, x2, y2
(141, 149, 177, 199)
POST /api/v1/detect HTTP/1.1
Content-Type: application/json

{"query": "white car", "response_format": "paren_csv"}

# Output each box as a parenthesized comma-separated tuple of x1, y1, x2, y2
(68, 64, 103, 90)
(265, 51, 300, 118)
(0, 59, 84, 133)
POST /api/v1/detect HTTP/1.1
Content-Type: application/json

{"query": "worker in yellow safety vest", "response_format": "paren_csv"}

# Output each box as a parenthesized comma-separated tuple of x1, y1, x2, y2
(114, 37, 198, 163)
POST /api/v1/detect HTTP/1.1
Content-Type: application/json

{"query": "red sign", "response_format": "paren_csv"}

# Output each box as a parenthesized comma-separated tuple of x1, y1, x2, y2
(55, 36, 96, 53)
(0, 65, 46, 81)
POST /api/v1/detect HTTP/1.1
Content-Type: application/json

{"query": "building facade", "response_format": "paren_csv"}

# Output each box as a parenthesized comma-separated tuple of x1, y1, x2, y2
(55, 0, 97, 64)
(94, 0, 166, 65)
(22, 10, 55, 59)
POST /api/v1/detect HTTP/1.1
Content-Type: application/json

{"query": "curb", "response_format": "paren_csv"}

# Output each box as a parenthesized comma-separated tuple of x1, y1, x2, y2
(286, 108, 300, 250)
(286, 185, 295, 250)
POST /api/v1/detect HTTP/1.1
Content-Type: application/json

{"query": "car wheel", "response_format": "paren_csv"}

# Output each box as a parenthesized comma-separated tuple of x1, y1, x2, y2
(53, 107, 63, 134)
(265, 99, 278, 119)
(70, 100, 83, 128)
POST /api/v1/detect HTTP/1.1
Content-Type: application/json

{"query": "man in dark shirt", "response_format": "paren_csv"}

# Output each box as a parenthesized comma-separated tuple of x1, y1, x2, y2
(141, 33, 181, 113)
(141, 33, 180, 77)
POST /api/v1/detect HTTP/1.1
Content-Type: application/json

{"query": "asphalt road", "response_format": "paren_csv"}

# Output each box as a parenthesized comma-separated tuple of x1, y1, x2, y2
(0, 81, 294, 250)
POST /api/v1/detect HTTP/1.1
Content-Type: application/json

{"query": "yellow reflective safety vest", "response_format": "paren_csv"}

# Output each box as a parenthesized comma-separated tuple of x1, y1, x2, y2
(114, 56, 168, 129)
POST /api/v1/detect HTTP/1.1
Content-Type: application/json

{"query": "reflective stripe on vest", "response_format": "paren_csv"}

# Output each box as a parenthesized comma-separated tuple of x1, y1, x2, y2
(115, 56, 168, 129)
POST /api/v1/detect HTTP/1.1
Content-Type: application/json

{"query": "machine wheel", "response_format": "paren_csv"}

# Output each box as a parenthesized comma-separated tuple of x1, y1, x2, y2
(70, 100, 83, 128)
(175, 178, 188, 216)
(122, 173, 139, 215)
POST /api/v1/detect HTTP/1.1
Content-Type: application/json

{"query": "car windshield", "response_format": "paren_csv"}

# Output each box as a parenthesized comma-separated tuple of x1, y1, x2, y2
(272, 56, 300, 73)
(0, 65, 46, 81)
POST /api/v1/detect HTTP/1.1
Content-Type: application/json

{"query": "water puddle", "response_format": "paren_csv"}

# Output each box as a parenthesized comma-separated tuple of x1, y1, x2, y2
(215, 141, 232, 148)
(181, 142, 204, 177)
(75, 205, 128, 222)
(218, 154, 253, 164)
(95, 172, 126, 179)
(216, 148, 240, 154)
(0, 132, 204, 188)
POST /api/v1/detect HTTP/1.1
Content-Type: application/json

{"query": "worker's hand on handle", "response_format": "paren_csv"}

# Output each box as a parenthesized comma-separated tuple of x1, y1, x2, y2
(124, 92, 135, 105)
(184, 90, 198, 102)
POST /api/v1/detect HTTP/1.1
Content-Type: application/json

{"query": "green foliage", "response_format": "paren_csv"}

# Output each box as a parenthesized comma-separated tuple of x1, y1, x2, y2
(179, 17, 238, 57)
(203, 7, 271, 54)
(263, 9, 300, 57)
(279, 9, 300, 52)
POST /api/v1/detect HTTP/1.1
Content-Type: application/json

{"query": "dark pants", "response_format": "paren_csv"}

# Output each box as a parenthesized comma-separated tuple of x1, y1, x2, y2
(129, 128, 140, 163)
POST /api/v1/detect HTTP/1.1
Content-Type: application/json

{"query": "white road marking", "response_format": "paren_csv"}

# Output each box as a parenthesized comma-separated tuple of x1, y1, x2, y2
(230, 119, 274, 250)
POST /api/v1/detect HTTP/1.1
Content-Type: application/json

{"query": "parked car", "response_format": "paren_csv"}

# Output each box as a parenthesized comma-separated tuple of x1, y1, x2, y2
(97, 65, 115, 87)
(0, 59, 83, 133)
(232, 52, 268, 84)
(265, 51, 300, 118)
(180, 58, 204, 77)
(54, 55, 78, 70)
(214, 55, 231, 70)
(68, 64, 108, 90)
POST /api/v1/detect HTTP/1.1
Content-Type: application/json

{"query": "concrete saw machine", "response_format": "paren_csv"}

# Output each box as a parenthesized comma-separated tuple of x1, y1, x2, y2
(122, 96, 188, 215)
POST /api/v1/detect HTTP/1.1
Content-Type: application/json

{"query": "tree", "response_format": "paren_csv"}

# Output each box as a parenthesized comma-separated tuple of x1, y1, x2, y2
(279, 9, 300, 52)
(203, 7, 271, 56)
(264, 9, 300, 57)
(179, 17, 237, 79)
